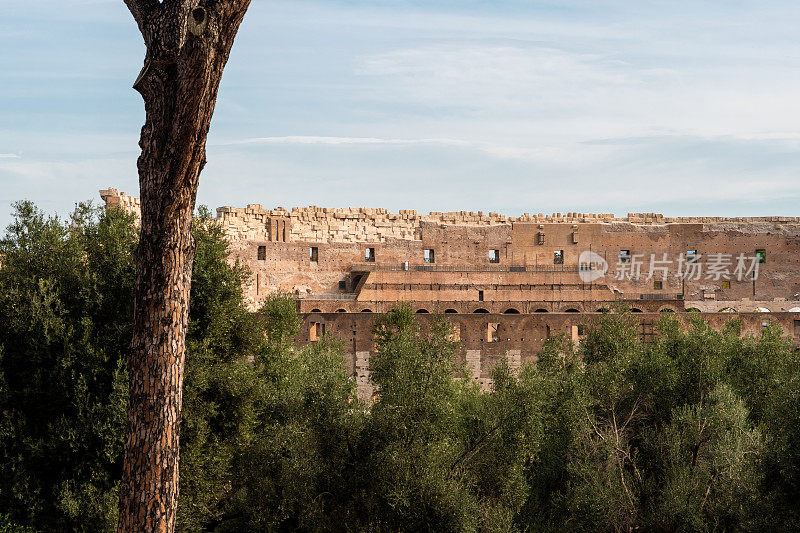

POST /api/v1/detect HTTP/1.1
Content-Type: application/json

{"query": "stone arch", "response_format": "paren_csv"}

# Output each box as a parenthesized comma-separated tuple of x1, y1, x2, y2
(719, 307, 737, 313)
(473, 308, 490, 313)
(415, 308, 430, 314)
(630, 308, 643, 313)
(596, 307, 610, 313)
(685, 307, 701, 313)
(310, 309, 322, 313)
(503, 308, 520, 314)
(564, 308, 580, 313)
(659, 307, 675, 313)
(444, 308, 459, 314)
(519, 316, 547, 342)
(360, 308, 372, 313)
(534, 308, 549, 313)
(335, 308, 347, 313)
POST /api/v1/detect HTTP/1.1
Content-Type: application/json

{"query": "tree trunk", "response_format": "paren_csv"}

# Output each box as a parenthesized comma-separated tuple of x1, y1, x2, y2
(118, 1, 250, 530)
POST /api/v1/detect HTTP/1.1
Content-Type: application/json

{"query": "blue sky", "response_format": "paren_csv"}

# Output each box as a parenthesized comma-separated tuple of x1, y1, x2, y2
(2, 0, 800, 229)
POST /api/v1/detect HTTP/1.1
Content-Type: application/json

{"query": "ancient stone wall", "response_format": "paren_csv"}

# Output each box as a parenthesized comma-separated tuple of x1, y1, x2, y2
(99, 187, 800, 399)
(100, 188, 800, 311)
(100, 188, 800, 241)
(100, 188, 141, 218)
(300, 311, 800, 398)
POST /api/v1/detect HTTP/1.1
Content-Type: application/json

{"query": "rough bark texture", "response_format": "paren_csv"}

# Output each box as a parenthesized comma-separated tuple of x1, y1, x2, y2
(119, 1, 250, 531)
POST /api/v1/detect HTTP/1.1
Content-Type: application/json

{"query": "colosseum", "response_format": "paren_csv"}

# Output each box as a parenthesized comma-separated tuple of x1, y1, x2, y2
(101, 188, 800, 397)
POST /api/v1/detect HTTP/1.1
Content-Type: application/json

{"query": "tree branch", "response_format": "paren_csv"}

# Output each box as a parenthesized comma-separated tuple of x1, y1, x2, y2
(124, 0, 159, 35)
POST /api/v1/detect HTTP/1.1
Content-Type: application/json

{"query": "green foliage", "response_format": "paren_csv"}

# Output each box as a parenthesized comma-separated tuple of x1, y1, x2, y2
(2, 203, 800, 531)
(224, 335, 358, 531)
(0, 203, 273, 531)
(515, 307, 799, 532)
(0, 513, 37, 533)
(644, 384, 763, 531)
(258, 291, 302, 356)
(176, 211, 266, 531)
(0, 202, 135, 531)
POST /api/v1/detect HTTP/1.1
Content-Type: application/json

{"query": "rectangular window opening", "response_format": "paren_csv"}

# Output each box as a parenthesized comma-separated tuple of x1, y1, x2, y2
(654, 280, 663, 290)
(553, 250, 564, 265)
(686, 250, 698, 263)
(310, 247, 319, 262)
(448, 324, 461, 342)
(424, 249, 435, 264)
(756, 249, 766, 263)
(489, 249, 500, 263)
(257, 245, 266, 261)
(487, 322, 500, 343)
(620, 250, 631, 264)
(365, 247, 375, 262)
(338, 280, 347, 291)
(310, 321, 325, 341)
(478, 290, 484, 302)
(721, 280, 731, 290)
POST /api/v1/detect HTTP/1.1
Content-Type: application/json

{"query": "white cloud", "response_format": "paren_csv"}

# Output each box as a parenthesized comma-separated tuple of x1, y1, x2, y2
(226, 135, 587, 164)
(3, 0, 800, 226)
(233, 135, 471, 147)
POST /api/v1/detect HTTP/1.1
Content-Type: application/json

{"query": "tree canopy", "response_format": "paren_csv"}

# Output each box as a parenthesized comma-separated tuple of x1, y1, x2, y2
(1, 202, 799, 531)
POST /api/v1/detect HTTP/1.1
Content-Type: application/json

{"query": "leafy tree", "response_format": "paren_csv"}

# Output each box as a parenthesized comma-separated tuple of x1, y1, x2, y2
(644, 384, 763, 531)
(223, 314, 358, 531)
(0, 202, 135, 531)
(516, 334, 587, 531)
(3, 203, 800, 532)
(0, 203, 271, 531)
(175, 210, 266, 531)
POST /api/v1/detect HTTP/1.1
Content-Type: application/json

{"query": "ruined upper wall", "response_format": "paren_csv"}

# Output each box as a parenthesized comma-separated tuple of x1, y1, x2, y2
(100, 187, 800, 243)
(100, 188, 141, 218)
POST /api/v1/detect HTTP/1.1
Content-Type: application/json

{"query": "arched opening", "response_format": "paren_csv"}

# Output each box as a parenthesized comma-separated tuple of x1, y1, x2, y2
(415, 309, 430, 314)
(754, 307, 771, 313)
(360, 309, 372, 313)
(534, 308, 548, 313)
(351, 274, 363, 289)
(596, 307, 610, 313)
(564, 308, 580, 313)
(335, 309, 347, 313)
(310, 309, 322, 313)
(788, 307, 800, 313)
(444, 309, 458, 314)
(660, 308, 675, 313)
(630, 308, 643, 313)
(685, 308, 701, 313)
(473, 308, 490, 314)
(720, 307, 737, 313)
(503, 308, 520, 314)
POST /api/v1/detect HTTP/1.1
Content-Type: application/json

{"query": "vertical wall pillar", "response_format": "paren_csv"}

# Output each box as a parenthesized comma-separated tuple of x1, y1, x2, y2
(506, 349, 522, 374)
(355, 351, 373, 400)
(465, 349, 481, 383)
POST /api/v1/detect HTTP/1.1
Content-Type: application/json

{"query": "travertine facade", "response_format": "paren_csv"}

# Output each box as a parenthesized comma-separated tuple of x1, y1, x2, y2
(102, 188, 800, 398)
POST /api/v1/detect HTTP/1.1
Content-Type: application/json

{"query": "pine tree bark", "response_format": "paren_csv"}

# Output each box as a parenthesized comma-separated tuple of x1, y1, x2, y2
(119, 1, 250, 530)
